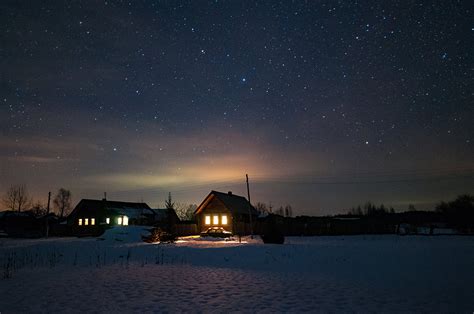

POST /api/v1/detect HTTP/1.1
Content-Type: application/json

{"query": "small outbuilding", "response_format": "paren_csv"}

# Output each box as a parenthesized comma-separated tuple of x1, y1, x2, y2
(194, 190, 258, 235)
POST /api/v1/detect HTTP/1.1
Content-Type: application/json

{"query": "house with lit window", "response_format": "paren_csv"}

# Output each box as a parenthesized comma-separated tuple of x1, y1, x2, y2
(194, 191, 259, 235)
(67, 199, 156, 236)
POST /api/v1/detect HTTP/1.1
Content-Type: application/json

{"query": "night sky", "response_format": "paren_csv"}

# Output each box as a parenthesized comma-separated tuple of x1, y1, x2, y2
(1, 1, 472, 215)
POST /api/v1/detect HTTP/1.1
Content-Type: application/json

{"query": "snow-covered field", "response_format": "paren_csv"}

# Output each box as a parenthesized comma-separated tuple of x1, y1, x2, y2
(1, 227, 473, 313)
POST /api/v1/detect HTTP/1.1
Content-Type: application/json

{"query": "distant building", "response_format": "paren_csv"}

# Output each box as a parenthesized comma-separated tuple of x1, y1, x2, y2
(0, 211, 42, 238)
(151, 208, 180, 232)
(67, 199, 155, 235)
(194, 191, 258, 235)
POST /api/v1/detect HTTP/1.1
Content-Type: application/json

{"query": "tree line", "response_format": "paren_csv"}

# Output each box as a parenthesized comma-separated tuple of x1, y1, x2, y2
(345, 195, 473, 219)
(2, 184, 72, 218)
(255, 202, 294, 217)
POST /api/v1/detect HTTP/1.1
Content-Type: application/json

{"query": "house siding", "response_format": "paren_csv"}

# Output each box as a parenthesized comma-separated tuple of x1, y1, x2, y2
(197, 198, 233, 233)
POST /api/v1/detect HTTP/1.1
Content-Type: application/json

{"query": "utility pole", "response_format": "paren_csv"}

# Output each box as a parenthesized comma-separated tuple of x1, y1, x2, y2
(246, 174, 254, 238)
(46, 191, 51, 238)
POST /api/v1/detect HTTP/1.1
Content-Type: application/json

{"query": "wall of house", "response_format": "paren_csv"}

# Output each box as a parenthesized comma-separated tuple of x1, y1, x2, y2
(197, 198, 233, 232)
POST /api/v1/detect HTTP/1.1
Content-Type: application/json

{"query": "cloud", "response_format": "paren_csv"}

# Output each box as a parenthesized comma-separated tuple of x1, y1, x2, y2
(6, 155, 78, 163)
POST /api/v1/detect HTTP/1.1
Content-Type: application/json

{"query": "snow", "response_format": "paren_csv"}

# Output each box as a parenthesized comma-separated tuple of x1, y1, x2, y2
(1, 228, 473, 312)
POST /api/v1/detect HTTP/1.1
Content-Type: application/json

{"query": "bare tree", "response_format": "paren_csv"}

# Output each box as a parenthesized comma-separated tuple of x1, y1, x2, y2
(53, 188, 72, 218)
(30, 201, 47, 217)
(175, 203, 197, 221)
(2, 184, 31, 212)
(255, 202, 269, 215)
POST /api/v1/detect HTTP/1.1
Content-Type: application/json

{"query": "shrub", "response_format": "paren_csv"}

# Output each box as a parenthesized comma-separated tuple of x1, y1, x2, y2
(142, 228, 177, 243)
(261, 224, 285, 244)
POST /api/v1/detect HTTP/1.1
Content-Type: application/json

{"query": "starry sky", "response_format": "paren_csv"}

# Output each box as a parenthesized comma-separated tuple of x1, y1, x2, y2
(1, 1, 473, 215)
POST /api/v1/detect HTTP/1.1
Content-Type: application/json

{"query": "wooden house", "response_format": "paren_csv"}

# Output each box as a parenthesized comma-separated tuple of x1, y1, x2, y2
(67, 199, 155, 235)
(194, 191, 259, 235)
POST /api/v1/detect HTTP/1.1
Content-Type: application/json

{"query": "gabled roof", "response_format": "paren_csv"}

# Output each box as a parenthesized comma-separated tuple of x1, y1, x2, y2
(194, 190, 258, 216)
(152, 208, 179, 221)
(69, 199, 154, 219)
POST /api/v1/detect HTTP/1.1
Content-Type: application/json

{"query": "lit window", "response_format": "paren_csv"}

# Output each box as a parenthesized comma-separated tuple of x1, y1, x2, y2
(221, 215, 228, 225)
(123, 216, 129, 226)
(106, 217, 110, 224)
(205, 215, 211, 225)
(213, 215, 219, 225)
(91, 218, 95, 226)
(117, 217, 123, 225)
(85, 218, 89, 226)
(78, 219, 82, 226)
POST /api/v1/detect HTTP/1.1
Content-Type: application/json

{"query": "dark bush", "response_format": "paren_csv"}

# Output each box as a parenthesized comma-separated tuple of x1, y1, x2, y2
(142, 228, 177, 243)
(261, 224, 285, 244)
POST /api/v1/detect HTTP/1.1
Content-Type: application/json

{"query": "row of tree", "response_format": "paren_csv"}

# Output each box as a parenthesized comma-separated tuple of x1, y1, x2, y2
(255, 202, 294, 217)
(345, 195, 473, 219)
(2, 184, 72, 218)
(346, 202, 397, 216)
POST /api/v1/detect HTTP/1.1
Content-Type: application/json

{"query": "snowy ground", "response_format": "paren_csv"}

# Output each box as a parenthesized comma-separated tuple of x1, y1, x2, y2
(1, 227, 473, 313)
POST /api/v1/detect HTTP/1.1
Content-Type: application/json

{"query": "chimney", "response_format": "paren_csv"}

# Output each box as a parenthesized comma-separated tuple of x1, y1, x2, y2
(228, 191, 233, 195)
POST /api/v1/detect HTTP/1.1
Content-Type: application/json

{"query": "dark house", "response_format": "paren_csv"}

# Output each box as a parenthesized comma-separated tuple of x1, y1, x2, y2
(194, 190, 258, 235)
(152, 208, 180, 232)
(68, 199, 155, 235)
(0, 211, 43, 238)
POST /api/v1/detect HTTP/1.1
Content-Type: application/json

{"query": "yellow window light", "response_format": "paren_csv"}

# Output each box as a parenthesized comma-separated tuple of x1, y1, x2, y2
(78, 218, 82, 226)
(221, 215, 228, 225)
(205, 215, 211, 225)
(213, 215, 219, 225)
(123, 216, 129, 226)
(85, 218, 89, 226)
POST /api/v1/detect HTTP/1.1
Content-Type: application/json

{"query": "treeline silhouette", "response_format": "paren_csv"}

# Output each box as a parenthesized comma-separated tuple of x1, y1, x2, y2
(257, 194, 474, 236)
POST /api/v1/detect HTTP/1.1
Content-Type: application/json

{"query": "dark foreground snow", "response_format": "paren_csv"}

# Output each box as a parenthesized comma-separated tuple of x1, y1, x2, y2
(1, 227, 473, 313)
